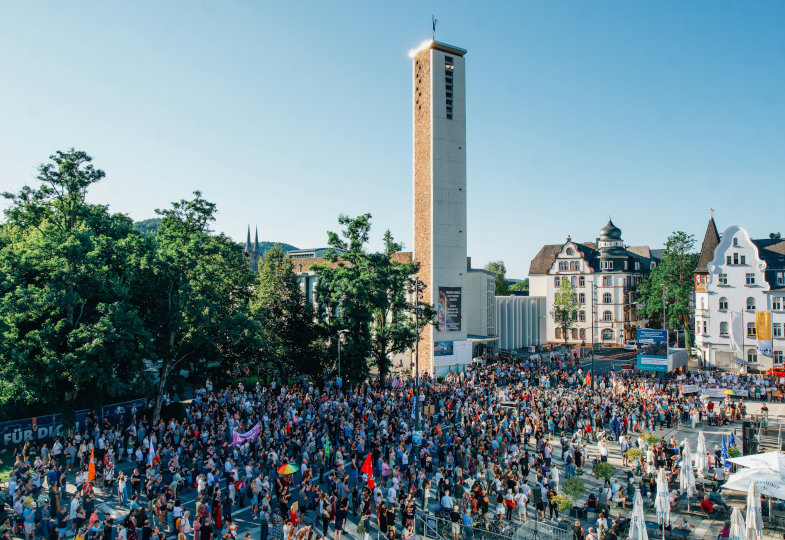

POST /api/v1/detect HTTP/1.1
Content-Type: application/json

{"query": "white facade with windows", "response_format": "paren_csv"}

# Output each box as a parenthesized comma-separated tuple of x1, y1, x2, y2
(528, 221, 659, 346)
(694, 224, 785, 371)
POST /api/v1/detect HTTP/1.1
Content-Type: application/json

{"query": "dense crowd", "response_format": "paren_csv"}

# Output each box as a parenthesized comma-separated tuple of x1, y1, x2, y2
(0, 354, 779, 540)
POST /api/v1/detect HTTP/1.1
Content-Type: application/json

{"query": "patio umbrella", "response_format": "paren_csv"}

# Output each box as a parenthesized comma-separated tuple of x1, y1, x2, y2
(277, 463, 300, 475)
(695, 431, 710, 477)
(679, 441, 696, 510)
(729, 451, 785, 474)
(628, 489, 649, 540)
(724, 389, 737, 396)
(746, 482, 763, 540)
(724, 466, 785, 499)
(654, 468, 670, 537)
(729, 506, 746, 540)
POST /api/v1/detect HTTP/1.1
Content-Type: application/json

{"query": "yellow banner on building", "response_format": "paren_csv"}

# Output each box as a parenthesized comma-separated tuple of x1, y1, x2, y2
(756, 310, 772, 356)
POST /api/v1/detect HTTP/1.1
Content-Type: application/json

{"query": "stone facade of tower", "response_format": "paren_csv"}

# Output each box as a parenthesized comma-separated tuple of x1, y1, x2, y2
(412, 40, 470, 375)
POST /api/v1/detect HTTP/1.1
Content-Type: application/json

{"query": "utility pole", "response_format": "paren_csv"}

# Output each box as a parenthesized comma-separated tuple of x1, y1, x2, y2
(662, 284, 668, 346)
(591, 281, 596, 395)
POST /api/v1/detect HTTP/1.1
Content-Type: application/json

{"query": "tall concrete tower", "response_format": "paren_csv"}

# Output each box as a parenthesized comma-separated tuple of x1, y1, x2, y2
(411, 40, 469, 375)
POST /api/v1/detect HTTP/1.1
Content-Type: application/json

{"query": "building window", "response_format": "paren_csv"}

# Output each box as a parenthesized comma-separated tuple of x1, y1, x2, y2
(602, 329, 613, 341)
(602, 276, 611, 287)
(747, 348, 757, 364)
(718, 274, 728, 285)
(719, 297, 728, 311)
(579, 311, 586, 322)
(559, 261, 569, 271)
(777, 272, 785, 286)
(566, 248, 573, 255)
(571, 276, 577, 287)
(554, 277, 560, 287)
(720, 322, 729, 337)
(580, 328, 586, 340)
(726, 255, 732, 265)
(570, 261, 580, 271)
(774, 297, 783, 311)
(444, 58, 454, 119)
(734, 253, 740, 265)
(555, 328, 562, 340)
(703, 320, 708, 335)
(747, 297, 756, 311)
(603, 293, 612, 304)
(775, 351, 784, 365)
(733, 237, 739, 247)
(746, 273, 755, 285)
(578, 293, 586, 304)
(747, 322, 757, 337)
(603, 310, 613, 322)
(602, 260, 613, 270)
(571, 328, 578, 339)
(741, 255, 746, 264)
(774, 323, 782, 338)
(635, 261, 640, 271)
(579, 276, 585, 287)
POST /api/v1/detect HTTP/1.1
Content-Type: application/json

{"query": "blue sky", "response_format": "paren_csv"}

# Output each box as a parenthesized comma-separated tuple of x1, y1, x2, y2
(1, 1, 783, 277)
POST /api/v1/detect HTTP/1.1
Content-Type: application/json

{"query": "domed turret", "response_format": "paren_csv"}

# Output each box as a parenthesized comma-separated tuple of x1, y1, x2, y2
(600, 219, 622, 241)
(598, 219, 626, 263)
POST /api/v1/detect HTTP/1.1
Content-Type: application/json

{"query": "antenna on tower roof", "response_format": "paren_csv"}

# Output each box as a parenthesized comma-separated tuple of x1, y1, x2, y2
(710, 208, 714, 219)
(432, 15, 438, 39)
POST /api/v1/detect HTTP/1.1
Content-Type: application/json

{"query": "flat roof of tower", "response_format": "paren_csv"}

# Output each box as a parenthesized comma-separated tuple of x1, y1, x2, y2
(410, 40, 467, 58)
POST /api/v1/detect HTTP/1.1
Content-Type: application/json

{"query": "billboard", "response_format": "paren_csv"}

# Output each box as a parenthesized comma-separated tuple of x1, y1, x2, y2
(437, 287, 462, 332)
(434, 341, 454, 357)
(636, 328, 668, 372)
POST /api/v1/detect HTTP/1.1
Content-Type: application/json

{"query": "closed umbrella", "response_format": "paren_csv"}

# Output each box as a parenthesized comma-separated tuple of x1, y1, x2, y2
(628, 489, 649, 540)
(746, 482, 763, 540)
(655, 468, 670, 537)
(729, 507, 746, 540)
(679, 441, 696, 510)
(695, 431, 710, 477)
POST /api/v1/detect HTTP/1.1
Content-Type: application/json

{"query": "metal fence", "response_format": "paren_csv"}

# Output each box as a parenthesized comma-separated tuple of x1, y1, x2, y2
(414, 512, 573, 540)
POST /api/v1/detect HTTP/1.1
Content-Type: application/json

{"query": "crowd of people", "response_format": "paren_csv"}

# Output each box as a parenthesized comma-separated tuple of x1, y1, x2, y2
(0, 353, 779, 540)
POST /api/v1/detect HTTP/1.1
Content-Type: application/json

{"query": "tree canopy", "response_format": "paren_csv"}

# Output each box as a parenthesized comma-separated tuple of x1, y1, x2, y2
(484, 260, 510, 296)
(551, 277, 579, 344)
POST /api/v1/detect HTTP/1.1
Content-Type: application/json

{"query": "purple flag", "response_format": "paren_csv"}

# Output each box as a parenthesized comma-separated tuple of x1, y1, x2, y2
(232, 422, 260, 446)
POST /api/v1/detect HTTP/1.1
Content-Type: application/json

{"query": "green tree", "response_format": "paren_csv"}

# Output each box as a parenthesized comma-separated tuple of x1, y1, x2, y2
(313, 214, 432, 384)
(145, 191, 257, 421)
(0, 150, 151, 418)
(637, 231, 698, 353)
(551, 277, 579, 344)
(251, 244, 324, 378)
(484, 260, 510, 296)
(510, 279, 529, 293)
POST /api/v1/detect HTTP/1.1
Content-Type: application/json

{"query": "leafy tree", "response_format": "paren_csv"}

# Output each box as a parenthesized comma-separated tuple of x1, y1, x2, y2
(509, 279, 529, 293)
(251, 244, 324, 378)
(637, 231, 698, 353)
(551, 277, 579, 344)
(145, 191, 257, 421)
(313, 214, 432, 384)
(484, 260, 510, 296)
(133, 218, 162, 235)
(0, 150, 151, 418)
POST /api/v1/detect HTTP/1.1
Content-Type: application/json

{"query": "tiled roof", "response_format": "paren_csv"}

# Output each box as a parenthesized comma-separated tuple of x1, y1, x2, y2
(695, 217, 720, 273)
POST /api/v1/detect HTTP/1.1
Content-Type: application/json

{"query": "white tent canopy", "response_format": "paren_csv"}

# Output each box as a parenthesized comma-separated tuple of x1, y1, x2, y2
(725, 451, 785, 500)
(729, 451, 785, 473)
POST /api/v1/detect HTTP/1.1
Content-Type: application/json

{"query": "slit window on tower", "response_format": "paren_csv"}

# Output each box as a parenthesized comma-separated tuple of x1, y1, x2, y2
(444, 56, 454, 119)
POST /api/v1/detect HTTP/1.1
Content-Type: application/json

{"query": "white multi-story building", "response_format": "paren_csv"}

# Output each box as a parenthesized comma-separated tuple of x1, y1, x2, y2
(693, 219, 785, 371)
(528, 220, 660, 346)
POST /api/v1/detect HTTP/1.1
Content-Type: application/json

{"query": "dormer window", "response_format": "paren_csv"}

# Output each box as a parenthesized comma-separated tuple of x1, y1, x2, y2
(566, 248, 574, 255)
(733, 237, 739, 247)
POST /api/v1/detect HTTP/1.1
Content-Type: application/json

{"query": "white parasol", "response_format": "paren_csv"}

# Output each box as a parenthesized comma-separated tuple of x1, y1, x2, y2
(679, 441, 696, 509)
(654, 467, 670, 531)
(746, 481, 763, 540)
(729, 506, 746, 540)
(695, 431, 710, 477)
(628, 489, 649, 540)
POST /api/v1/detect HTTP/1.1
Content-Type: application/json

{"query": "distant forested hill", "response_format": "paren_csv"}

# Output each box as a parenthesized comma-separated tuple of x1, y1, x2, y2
(133, 218, 297, 254)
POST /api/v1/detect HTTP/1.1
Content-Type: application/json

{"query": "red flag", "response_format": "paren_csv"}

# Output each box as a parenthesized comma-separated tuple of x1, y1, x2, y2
(361, 452, 375, 489)
(360, 452, 373, 476)
(88, 449, 96, 482)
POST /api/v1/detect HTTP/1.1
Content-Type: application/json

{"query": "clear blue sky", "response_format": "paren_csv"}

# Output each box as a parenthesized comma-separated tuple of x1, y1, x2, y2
(1, 2, 783, 278)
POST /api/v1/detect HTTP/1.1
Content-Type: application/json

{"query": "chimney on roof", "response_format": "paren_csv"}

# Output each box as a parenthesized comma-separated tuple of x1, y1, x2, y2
(596, 237, 600, 246)
(770, 232, 781, 240)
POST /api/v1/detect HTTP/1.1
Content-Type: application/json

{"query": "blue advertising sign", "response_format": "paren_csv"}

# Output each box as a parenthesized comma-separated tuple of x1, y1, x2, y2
(636, 328, 668, 372)
(434, 341, 454, 357)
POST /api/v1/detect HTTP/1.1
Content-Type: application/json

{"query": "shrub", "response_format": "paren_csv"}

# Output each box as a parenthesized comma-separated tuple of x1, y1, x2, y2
(643, 433, 660, 447)
(728, 446, 741, 458)
(593, 462, 616, 481)
(563, 478, 586, 500)
(552, 494, 574, 512)
(625, 448, 643, 462)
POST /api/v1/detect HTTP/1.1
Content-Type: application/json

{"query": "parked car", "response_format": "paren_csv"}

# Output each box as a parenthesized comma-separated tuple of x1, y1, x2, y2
(623, 340, 638, 351)
(766, 368, 785, 377)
